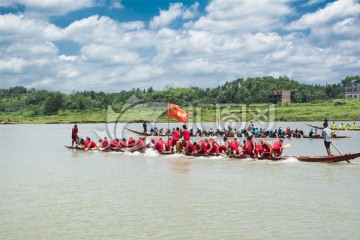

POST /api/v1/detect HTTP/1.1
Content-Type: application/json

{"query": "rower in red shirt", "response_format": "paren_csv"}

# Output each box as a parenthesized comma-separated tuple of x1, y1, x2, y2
(109, 138, 119, 151)
(229, 138, 240, 155)
(187, 141, 197, 154)
(118, 138, 127, 149)
(172, 127, 181, 147)
(245, 137, 257, 157)
(165, 137, 174, 152)
(218, 136, 228, 154)
(127, 137, 136, 148)
(132, 137, 146, 153)
(272, 140, 283, 156)
(197, 140, 208, 154)
(181, 139, 196, 155)
(261, 141, 273, 157)
(240, 140, 247, 156)
(209, 139, 220, 155)
(98, 137, 109, 150)
(155, 138, 165, 153)
(84, 137, 97, 150)
(257, 140, 263, 156)
(182, 125, 191, 141)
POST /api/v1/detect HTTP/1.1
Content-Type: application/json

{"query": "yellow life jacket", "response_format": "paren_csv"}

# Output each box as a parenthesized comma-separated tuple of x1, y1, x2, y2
(352, 124, 357, 129)
(331, 123, 337, 129)
(339, 124, 345, 130)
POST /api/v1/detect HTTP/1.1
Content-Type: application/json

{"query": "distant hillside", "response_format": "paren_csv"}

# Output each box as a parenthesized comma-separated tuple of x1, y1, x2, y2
(0, 76, 359, 119)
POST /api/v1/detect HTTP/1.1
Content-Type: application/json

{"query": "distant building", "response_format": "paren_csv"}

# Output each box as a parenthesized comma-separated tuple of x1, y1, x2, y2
(267, 90, 291, 104)
(345, 80, 360, 99)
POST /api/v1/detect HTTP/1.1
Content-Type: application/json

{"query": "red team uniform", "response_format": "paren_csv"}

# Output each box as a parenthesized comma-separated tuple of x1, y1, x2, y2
(272, 141, 283, 156)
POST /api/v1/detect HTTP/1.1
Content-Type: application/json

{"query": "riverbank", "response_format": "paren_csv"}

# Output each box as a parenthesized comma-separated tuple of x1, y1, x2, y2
(1, 99, 359, 124)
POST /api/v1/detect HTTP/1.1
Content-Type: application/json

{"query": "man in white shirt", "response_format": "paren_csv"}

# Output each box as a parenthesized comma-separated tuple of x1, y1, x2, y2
(321, 122, 333, 156)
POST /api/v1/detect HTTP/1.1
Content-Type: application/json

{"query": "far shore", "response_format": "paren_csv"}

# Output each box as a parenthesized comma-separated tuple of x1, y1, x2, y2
(1, 99, 360, 124)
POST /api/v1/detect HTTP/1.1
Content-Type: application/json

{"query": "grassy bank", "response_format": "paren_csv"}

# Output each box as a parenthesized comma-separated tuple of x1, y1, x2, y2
(1, 99, 359, 124)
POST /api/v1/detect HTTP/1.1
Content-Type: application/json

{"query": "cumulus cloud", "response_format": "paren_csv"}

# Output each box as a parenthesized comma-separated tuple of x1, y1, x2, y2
(289, 0, 360, 29)
(301, 0, 327, 7)
(190, 0, 293, 33)
(150, 2, 199, 29)
(0, 0, 360, 91)
(109, 0, 123, 9)
(0, 0, 94, 16)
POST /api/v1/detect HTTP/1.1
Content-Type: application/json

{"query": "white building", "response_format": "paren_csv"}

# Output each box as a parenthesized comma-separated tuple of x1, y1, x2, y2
(345, 80, 360, 99)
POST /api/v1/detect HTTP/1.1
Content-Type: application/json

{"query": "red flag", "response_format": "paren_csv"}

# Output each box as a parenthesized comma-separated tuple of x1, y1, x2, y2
(168, 102, 188, 123)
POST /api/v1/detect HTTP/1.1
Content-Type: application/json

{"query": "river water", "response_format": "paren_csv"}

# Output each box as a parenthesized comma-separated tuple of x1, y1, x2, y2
(1, 122, 360, 239)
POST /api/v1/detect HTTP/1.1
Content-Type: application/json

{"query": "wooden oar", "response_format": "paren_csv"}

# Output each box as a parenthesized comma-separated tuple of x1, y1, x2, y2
(282, 143, 291, 149)
(331, 142, 350, 163)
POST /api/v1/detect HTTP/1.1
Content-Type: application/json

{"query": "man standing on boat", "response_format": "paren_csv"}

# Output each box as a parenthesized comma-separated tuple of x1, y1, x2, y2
(71, 124, 78, 146)
(173, 127, 181, 149)
(143, 122, 147, 133)
(321, 122, 333, 156)
(182, 125, 190, 142)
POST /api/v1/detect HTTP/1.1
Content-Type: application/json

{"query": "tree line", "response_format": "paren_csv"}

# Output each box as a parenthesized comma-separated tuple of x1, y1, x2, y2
(0, 75, 359, 117)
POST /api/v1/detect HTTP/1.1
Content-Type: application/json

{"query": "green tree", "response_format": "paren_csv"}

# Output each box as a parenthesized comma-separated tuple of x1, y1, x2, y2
(43, 92, 63, 115)
(341, 76, 360, 87)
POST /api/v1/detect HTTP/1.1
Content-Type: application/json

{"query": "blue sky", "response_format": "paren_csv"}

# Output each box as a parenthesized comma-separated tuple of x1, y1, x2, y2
(0, 0, 359, 92)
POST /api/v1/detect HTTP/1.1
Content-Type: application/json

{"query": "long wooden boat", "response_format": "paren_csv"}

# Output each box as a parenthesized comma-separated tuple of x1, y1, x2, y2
(65, 145, 360, 162)
(125, 128, 350, 139)
(291, 135, 349, 139)
(305, 123, 360, 131)
(229, 152, 360, 163)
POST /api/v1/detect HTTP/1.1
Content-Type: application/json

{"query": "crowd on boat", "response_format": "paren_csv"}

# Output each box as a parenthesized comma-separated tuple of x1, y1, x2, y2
(71, 124, 286, 158)
(330, 122, 358, 130)
(146, 123, 313, 139)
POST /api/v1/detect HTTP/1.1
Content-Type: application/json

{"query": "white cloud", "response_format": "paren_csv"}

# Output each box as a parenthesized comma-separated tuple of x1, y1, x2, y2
(150, 3, 184, 29)
(59, 55, 77, 62)
(1, 0, 94, 16)
(0, 0, 360, 91)
(109, 0, 123, 9)
(190, 0, 292, 33)
(150, 2, 199, 29)
(81, 44, 139, 64)
(301, 0, 327, 7)
(289, 0, 360, 29)
(0, 57, 26, 73)
(182, 2, 200, 19)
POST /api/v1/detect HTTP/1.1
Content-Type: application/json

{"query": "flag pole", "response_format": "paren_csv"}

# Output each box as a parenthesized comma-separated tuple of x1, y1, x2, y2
(167, 102, 170, 143)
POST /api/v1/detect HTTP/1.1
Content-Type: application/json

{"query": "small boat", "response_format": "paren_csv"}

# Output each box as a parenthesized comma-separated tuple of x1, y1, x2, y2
(229, 152, 360, 163)
(305, 123, 360, 131)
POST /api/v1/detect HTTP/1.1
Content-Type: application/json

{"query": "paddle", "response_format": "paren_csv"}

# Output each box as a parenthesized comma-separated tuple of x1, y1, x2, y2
(331, 142, 350, 163)
(281, 143, 291, 149)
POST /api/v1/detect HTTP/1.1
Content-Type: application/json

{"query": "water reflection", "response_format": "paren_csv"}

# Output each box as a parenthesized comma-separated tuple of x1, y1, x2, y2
(170, 159, 191, 174)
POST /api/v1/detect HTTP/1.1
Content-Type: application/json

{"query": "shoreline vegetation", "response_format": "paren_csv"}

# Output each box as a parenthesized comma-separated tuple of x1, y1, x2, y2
(1, 76, 359, 124)
(1, 99, 359, 124)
